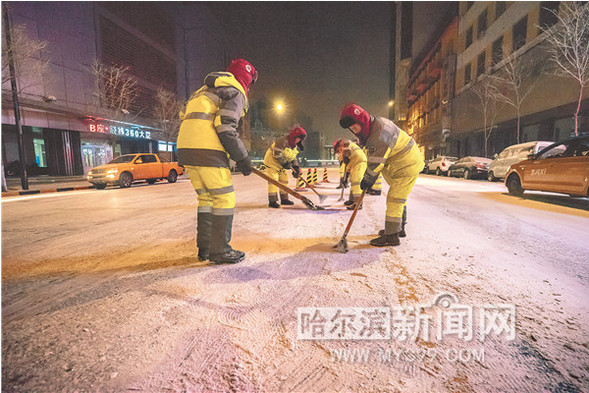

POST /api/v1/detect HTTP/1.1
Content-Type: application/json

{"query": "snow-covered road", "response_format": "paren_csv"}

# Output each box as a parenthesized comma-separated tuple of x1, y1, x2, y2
(2, 171, 589, 392)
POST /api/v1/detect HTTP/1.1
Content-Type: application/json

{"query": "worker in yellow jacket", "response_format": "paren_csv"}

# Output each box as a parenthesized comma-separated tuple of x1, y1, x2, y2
(339, 103, 424, 247)
(263, 126, 307, 208)
(177, 59, 257, 264)
(333, 138, 367, 210)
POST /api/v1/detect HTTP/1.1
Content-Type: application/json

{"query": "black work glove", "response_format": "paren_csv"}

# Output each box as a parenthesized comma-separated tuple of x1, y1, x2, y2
(343, 156, 350, 165)
(360, 174, 377, 190)
(282, 161, 292, 170)
(292, 165, 301, 179)
(236, 157, 253, 176)
(343, 172, 350, 186)
(297, 141, 305, 151)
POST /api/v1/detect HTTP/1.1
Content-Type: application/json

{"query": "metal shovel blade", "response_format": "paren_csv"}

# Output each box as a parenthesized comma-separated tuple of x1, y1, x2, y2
(333, 235, 349, 253)
(303, 199, 325, 211)
(318, 194, 328, 204)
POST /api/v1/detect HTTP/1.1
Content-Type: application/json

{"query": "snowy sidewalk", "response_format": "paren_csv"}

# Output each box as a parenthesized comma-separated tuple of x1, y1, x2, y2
(1, 174, 190, 197)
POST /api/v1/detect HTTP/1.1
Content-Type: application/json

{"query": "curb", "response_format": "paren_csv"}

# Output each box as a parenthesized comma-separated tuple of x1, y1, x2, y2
(2, 185, 95, 198)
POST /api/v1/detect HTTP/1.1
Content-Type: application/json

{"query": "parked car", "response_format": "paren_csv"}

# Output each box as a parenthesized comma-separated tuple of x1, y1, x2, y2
(487, 141, 553, 182)
(426, 156, 458, 175)
(87, 153, 184, 189)
(504, 135, 589, 197)
(448, 156, 492, 179)
(421, 159, 432, 174)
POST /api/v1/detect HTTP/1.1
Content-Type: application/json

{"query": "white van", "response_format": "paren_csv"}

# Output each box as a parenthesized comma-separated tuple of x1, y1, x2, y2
(487, 141, 553, 181)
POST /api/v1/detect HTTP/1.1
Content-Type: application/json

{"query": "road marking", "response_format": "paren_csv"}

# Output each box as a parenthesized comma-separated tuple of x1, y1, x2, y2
(1, 190, 96, 203)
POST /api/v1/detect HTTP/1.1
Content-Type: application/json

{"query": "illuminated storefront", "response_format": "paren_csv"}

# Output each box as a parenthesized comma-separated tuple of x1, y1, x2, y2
(1, 117, 163, 177)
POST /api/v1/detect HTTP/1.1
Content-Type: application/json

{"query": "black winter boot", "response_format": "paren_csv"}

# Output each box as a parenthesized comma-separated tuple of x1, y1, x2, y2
(197, 212, 213, 261)
(344, 193, 354, 206)
(281, 199, 294, 205)
(346, 200, 363, 210)
(379, 207, 407, 237)
(380, 228, 406, 238)
(269, 201, 280, 208)
(208, 214, 245, 264)
(370, 233, 400, 247)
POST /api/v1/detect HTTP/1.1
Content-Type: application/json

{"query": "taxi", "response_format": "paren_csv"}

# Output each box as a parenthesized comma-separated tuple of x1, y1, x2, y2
(504, 136, 589, 197)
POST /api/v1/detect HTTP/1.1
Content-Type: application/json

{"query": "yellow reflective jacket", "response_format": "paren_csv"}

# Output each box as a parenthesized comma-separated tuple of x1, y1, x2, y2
(177, 72, 249, 167)
(263, 136, 300, 171)
(363, 117, 424, 179)
(342, 141, 367, 173)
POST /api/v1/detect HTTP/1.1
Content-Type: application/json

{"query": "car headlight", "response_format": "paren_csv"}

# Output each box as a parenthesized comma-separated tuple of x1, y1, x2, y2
(87, 171, 93, 176)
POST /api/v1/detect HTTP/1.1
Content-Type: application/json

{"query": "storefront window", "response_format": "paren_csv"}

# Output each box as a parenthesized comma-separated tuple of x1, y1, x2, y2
(158, 141, 175, 152)
(81, 141, 113, 173)
(553, 118, 573, 141)
(82, 146, 95, 168)
(33, 138, 47, 167)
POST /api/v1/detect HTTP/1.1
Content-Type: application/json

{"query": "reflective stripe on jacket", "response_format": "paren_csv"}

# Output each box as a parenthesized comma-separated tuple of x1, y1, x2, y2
(176, 72, 249, 167)
(263, 136, 300, 171)
(363, 117, 423, 179)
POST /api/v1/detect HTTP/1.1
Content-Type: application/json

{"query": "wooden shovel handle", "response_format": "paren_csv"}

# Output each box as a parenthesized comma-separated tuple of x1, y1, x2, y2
(343, 188, 367, 237)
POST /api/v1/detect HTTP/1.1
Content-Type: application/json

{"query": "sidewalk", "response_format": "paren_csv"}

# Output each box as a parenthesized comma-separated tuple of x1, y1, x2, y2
(2, 175, 94, 197)
(2, 174, 190, 197)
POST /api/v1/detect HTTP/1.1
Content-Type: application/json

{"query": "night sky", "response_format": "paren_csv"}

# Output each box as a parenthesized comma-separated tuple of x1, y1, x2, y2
(206, 2, 393, 142)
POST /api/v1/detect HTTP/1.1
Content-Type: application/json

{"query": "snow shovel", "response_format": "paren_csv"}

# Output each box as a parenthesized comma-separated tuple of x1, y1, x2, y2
(334, 189, 367, 253)
(298, 176, 328, 204)
(252, 168, 325, 211)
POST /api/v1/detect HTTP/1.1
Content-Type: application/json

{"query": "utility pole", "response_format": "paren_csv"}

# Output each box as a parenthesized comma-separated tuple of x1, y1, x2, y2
(2, 3, 29, 190)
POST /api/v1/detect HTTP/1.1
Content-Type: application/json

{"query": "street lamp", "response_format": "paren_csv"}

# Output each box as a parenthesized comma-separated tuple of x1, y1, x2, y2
(274, 101, 286, 130)
(388, 100, 394, 107)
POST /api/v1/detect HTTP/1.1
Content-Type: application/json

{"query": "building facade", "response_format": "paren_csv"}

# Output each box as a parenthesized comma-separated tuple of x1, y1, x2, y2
(2, 2, 235, 178)
(395, 1, 589, 160)
(406, 17, 458, 158)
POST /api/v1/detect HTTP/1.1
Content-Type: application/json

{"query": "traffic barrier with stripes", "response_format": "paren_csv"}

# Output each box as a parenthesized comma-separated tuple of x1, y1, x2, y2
(295, 175, 306, 191)
(312, 168, 318, 185)
(322, 166, 329, 183)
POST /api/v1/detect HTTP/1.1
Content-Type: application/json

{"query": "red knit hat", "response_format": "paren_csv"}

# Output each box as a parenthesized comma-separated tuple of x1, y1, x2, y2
(339, 104, 371, 145)
(287, 126, 307, 148)
(226, 59, 258, 93)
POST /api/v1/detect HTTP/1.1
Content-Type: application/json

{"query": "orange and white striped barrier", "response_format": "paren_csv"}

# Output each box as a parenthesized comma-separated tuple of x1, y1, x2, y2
(322, 166, 329, 182)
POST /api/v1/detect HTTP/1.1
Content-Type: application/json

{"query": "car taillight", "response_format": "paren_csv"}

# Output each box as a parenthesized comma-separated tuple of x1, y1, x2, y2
(441, 162, 446, 167)
(475, 164, 485, 169)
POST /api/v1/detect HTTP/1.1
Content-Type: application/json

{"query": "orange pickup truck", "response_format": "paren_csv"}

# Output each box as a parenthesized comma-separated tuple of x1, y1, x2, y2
(87, 153, 184, 189)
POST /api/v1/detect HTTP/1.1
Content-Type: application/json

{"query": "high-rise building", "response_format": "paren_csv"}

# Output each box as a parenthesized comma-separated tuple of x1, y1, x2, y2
(2, 2, 237, 177)
(393, 1, 589, 159)
(453, 1, 588, 158)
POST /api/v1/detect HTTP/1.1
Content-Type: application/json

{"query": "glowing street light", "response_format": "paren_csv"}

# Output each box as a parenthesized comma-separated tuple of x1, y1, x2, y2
(388, 100, 395, 107)
(276, 103, 283, 112)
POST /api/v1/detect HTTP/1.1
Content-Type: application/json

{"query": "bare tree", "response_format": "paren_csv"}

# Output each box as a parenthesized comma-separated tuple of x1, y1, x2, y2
(541, 2, 589, 136)
(1, 22, 50, 94)
(488, 46, 544, 144)
(88, 60, 140, 153)
(471, 75, 499, 157)
(89, 59, 139, 120)
(154, 87, 183, 143)
(154, 87, 183, 161)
